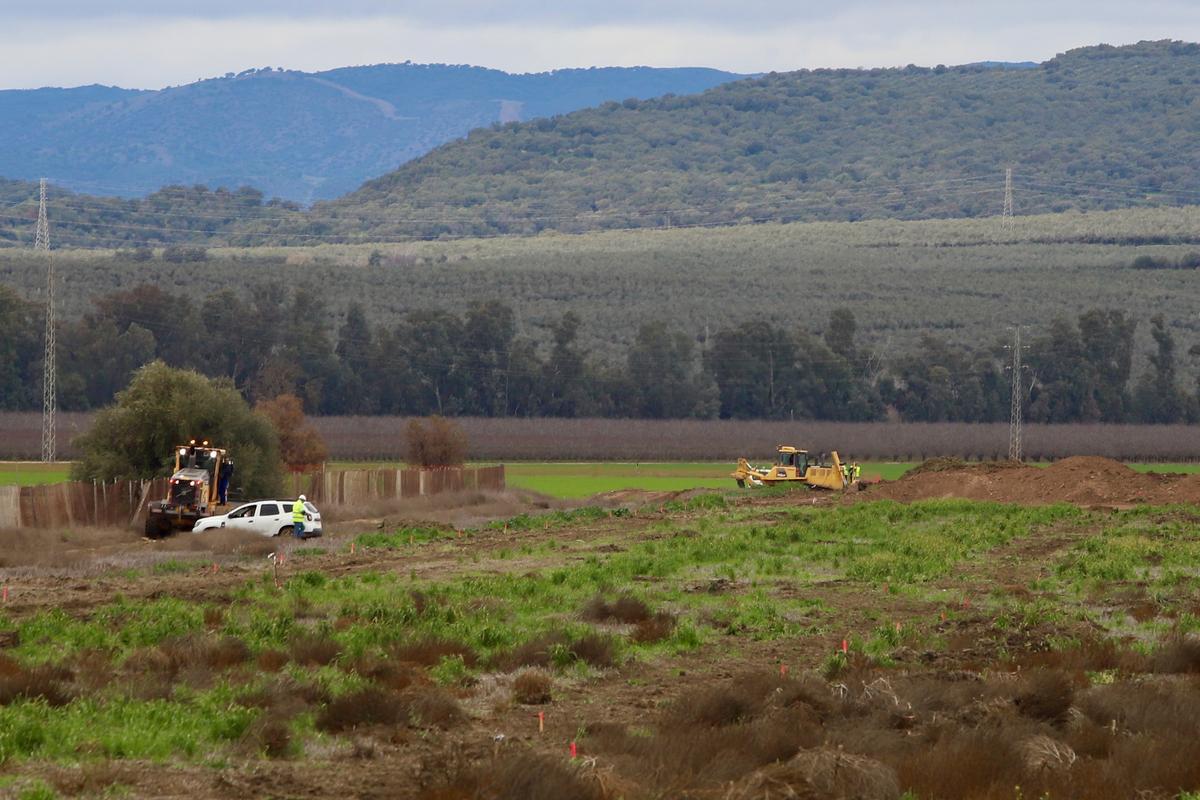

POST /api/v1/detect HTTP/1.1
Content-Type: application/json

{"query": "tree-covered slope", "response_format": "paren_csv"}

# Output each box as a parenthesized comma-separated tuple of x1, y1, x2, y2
(305, 41, 1200, 240)
(0, 64, 741, 204)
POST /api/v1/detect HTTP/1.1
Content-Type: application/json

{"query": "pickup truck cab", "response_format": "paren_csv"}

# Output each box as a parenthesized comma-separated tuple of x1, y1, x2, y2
(192, 500, 322, 538)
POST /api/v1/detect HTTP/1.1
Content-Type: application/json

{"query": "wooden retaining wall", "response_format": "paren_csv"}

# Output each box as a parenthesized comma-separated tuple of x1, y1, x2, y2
(2, 466, 505, 530)
(0, 478, 165, 530)
(287, 465, 506, 506)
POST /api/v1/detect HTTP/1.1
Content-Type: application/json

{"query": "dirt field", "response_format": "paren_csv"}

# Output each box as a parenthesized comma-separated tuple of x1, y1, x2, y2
(2, 460, 1199, 799)
(862, 455, 1200, 507)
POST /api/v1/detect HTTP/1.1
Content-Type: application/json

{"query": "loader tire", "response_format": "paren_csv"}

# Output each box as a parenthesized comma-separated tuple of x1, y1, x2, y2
(144, 516, 170, 539)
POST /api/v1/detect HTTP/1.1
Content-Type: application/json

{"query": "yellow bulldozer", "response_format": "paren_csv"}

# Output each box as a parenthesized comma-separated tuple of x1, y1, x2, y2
(731, 446, 849, 490)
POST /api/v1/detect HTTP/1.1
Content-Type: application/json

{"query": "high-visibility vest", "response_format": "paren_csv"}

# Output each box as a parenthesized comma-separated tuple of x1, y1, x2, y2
(292, 499, 306, 523)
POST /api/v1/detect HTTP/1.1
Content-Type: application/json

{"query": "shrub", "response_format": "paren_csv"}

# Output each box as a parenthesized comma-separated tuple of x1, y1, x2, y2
(1152, 635, 1200, 674)
(512, 669, 553, 704)
(417, 753, 606, 800)
(406, 416, 467, 468)
(289, 634, 340, 666)
(1015, 669, 1074, 724)
(315, 688, 401, 732)
(241, 714, 293, 758)
(399, 686, 464, 729)
(631, 613, 677, 644)
(571, 633, 616, 668)
(389, 638, 478, 668)
(581, 594, 651, 624)
(256, 649, 289, 672)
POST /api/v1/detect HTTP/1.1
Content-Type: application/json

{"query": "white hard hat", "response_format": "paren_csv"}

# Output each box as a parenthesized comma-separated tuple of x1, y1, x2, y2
(299, 494, 307, 501)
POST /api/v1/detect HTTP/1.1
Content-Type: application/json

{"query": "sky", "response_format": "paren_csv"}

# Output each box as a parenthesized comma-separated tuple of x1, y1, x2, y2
(4, 1, 1200, 89)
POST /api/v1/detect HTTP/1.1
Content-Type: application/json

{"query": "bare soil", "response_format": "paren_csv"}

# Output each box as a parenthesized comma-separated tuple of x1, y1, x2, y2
(861, 455, 1200, 507)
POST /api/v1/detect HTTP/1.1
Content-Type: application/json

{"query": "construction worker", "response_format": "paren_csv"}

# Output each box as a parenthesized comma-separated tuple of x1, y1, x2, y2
(852, 462, 862, 483)
(218, 459, 234, 505)
(292, 494, 308, 539)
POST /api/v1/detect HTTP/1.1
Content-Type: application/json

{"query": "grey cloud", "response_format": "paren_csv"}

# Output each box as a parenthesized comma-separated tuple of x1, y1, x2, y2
(16, 0, 1200, 28)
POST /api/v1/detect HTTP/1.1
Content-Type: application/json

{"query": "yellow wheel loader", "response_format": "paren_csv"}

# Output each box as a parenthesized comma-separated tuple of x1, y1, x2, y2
(731, 446, 848, 490)
(144, 440, 229, 537)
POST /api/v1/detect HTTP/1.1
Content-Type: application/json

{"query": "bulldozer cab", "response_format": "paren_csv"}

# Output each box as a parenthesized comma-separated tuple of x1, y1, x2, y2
(776, 447, 810, 473)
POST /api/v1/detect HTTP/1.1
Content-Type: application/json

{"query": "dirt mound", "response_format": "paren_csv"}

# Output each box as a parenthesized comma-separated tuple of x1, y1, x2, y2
(866, 456, 1200, 507)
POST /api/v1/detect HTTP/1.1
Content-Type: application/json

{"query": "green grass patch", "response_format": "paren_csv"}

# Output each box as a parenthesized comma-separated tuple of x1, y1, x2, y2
(0, 462, 72, 487)
(0, 691, 256, 763)
(353, 526, 458, 549)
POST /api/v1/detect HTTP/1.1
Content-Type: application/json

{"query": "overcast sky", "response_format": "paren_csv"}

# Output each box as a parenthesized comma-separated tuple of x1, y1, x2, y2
(5, 1, 1200, 89)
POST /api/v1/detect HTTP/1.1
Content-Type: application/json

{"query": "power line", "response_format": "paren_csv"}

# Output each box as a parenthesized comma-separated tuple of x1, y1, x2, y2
(37, 178, 56, 463)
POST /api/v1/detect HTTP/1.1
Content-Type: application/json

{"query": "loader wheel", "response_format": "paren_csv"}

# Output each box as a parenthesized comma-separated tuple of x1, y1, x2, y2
(144, 516, 170, 539)
(736, 479, 746, 488)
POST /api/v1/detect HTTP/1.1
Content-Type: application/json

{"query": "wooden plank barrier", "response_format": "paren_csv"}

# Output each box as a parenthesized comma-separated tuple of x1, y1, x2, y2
(7, 467, 504, 530)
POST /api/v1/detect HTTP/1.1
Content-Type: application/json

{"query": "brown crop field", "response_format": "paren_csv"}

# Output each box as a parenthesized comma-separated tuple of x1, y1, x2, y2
(2, 459, 1200, 798)
(4, 412, 1200, 462)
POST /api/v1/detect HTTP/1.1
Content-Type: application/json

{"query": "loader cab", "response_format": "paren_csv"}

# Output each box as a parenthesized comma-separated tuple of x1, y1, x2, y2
(776, 447, 810, 474)
(168, 468, 211, 509)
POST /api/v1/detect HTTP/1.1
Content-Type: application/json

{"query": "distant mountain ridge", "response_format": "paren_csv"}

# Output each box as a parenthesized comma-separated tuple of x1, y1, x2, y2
(289, 40, 1200, 241)
(0, 63, 743, 203)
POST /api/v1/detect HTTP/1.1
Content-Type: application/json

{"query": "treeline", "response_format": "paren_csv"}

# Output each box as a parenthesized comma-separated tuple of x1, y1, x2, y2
(0, 180, 299, 249)
(2, 284, 1198, 424)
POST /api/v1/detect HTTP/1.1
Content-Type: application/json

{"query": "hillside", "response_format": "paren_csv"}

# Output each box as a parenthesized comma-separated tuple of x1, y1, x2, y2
(289, 41, 1200, 240)
(0, 63, 741, 203)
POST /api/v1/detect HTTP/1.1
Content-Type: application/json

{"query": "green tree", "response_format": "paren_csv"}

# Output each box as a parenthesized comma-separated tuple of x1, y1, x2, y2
(707, 322, 797, 419)
(334, 302, 376, 413)
(1134, 314, 1188, 423)
(0, 285, 43, 410)
(824, 307, 858, 362)
(626, 321, 697, 418)
(461, 300, 517, 416)
(73, 361, 281, 497)
(542, 312, 587, 416)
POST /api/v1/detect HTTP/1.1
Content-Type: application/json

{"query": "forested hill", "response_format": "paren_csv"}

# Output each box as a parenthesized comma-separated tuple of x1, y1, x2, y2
(0, 63, 741, 204)
(295, 41, 1200, 241)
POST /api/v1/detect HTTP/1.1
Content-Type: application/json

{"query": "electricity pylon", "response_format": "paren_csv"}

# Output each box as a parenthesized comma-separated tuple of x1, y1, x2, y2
(37, 178, 56, 463)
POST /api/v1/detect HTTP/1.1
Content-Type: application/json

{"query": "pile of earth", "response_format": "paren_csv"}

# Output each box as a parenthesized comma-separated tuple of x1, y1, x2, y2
(864, 456, 1200, 507)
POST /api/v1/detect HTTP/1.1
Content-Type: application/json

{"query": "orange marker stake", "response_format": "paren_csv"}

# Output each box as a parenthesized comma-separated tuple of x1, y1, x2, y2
(779, 663, 788, 678)
(569, 741, 577, 759)
(350, 542, 356, 555)
(841, 639, 849, 655)
(2, 586, 8, 603)
(538, 711, 545, 733)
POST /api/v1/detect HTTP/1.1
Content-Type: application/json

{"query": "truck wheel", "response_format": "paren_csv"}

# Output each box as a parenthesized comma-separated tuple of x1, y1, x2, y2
(277, 526, 294, 538)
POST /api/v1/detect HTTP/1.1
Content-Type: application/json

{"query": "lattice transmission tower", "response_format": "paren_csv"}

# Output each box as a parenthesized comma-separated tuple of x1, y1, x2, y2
(1007, 326, 1025, 462)
(37, 179, 56, 463)
(1002, 167, 1015, 234)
